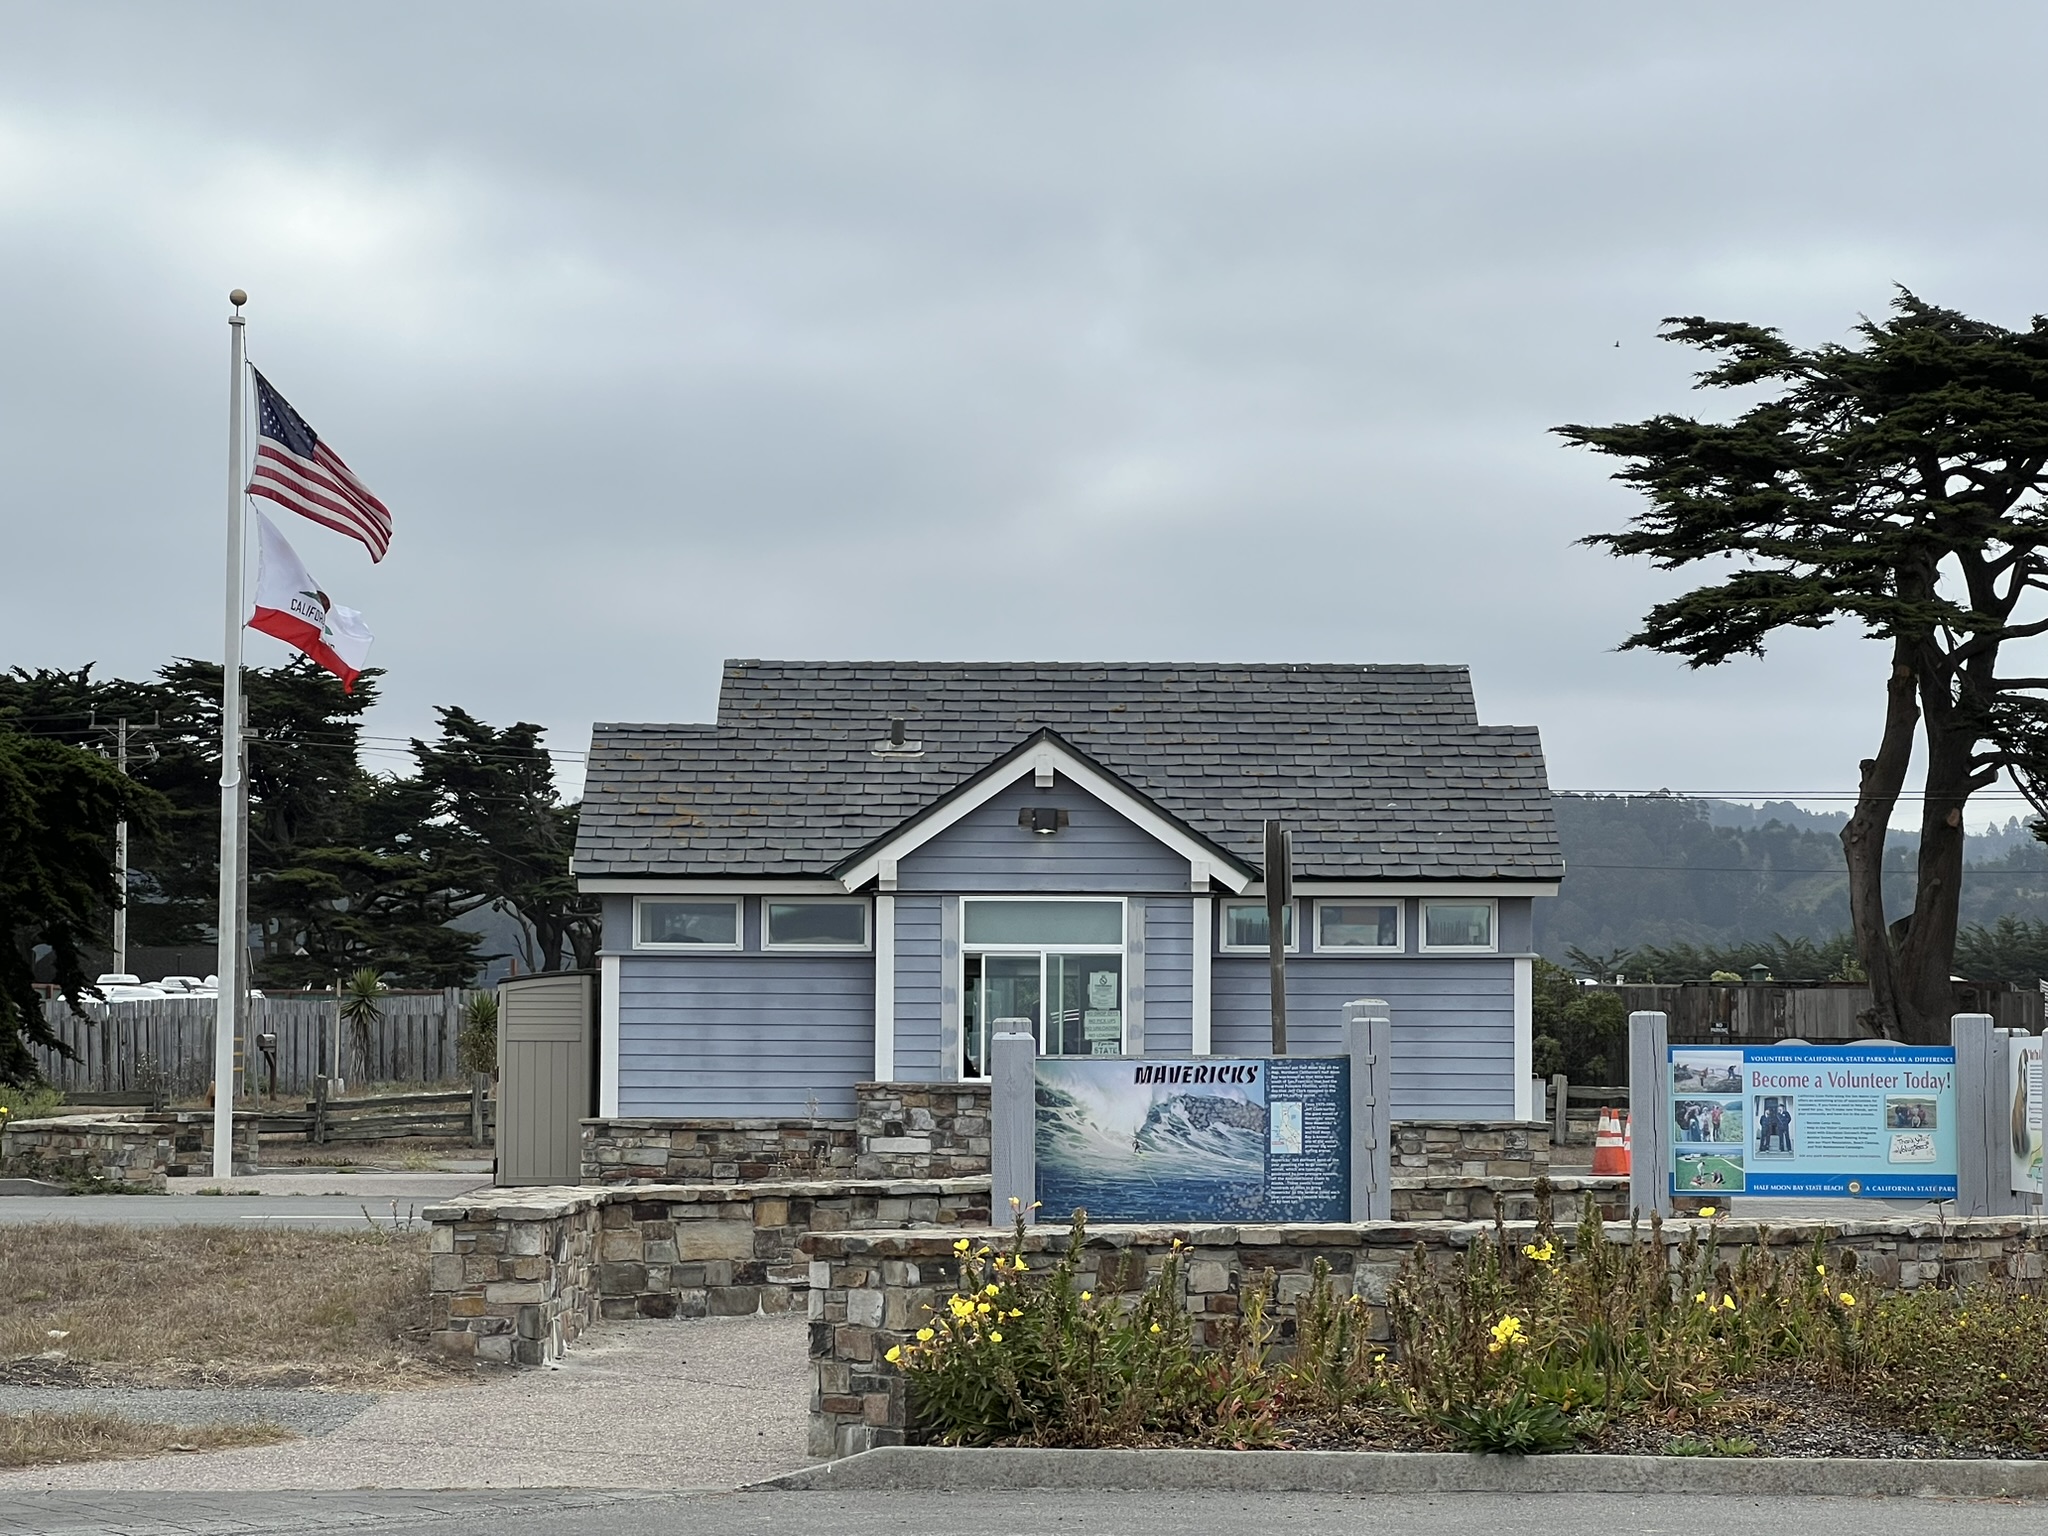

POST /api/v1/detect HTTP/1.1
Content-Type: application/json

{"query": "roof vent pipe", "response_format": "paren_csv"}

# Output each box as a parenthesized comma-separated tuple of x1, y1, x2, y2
(890, 717, 906, 746)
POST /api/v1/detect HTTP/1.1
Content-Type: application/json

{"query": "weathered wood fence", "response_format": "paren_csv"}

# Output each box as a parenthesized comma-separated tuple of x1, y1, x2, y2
(30, 989, 485, 1098)
(1594, 981, 2045, 1042)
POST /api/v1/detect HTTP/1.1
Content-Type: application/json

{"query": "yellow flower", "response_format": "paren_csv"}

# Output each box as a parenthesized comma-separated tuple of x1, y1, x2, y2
(916, 1327, 934, 1342)
(989, 1331, 1003, 1343)
(1149, 1323, 1162, 1334)
(1694, 1290, 1708, 1304)
(1838, 1292, 1855, 1307)
(954, 1238, 971, 1252)
(884, 1346, 902, 1363)
(1486, 1315, 1526, 1354)
(1009, 1195, 1021, 1209)
(1520, 1239, 1555, 1263)
(1721, 1295, 1736, 1312)
(1815, 1263, 1826, 1276)
(1081, 1291, 1093, 1301)
(985, 1284, 1000, 1297)
(976, 1247, 992, 1258)
(1698, 1205, 1716, 1217)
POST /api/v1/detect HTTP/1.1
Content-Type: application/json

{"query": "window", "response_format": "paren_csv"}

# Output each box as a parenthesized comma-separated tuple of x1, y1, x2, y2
(962, 899, 1122, 947)
(1218, 900, 1297, 953)
(1421, 900, 1495, 952)
(635, 898, 740, 949)
(1315, 901, 1402, 951)
(960, 899, 1124, 1077)
(765, 899, 869, 950)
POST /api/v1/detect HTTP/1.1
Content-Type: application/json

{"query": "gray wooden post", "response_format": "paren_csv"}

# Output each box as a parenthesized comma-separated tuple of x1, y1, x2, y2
(990, 1025, 1037, 1226)
(1550, 1072, 1569, 1146)
(469, 1072, 487, 1145)
(1628, 1010, 1672, 1218)
(1342, 998, 1392, 1221)
(1952, 1012, 2017, 1217)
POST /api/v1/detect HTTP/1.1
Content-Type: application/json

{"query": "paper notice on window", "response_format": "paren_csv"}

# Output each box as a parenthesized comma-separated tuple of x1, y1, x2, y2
(1087, 971, 1117, 1010)
(1083, 1009, 1121, 1043)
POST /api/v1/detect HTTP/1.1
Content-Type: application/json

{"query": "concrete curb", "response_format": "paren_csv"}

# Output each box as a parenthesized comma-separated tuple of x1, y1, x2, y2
(746, 1446, 2048, 1497)
(0, 1178, 65, 1197)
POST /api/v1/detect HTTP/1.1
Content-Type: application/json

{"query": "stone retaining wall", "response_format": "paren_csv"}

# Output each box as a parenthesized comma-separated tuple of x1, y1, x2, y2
(580, 1118, 858, 1184)
(1393, 1120, 1549, 1175)
(854, 1082, 991, 1179)
(0, 1115, 171, 1190)
(1388, 1174, 1624, 1223)
(800, 1214, 2047, 1458)
(425, 1177, 991, 1364)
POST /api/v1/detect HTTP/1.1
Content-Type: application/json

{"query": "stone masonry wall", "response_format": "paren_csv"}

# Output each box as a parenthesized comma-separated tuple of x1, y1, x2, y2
(1388, 1174, 1624, 1223)
(581, 1118, 858, 1184)
(1393, 1120, 1549, 1175)
(0, 1115, 170, 1191)
(800, 1214, 2048, 1458)
(426, 1177, 991, 1364)
(855, 1082, 991, 1179)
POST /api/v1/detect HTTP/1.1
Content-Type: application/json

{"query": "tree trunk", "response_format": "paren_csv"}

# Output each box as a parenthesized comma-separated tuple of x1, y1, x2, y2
(1893, 667, 1975, 1043)
(1842, 644, 1920, 1038)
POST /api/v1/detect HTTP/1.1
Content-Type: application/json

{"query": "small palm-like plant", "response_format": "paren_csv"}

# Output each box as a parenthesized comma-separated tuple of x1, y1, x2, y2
(458, 992, 499, 1077)
(338, 967, 386, 1066)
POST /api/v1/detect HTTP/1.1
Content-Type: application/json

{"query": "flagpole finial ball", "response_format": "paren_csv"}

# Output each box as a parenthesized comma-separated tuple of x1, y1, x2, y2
(229, 289, 247, 307)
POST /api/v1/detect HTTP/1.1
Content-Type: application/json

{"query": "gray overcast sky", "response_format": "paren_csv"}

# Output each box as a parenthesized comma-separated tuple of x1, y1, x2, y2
(4, 2, 2046, 815)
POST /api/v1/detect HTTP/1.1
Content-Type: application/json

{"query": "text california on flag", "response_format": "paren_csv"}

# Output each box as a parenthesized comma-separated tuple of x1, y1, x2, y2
(248, 512, 374, 692)
(246, 369, 393, 561)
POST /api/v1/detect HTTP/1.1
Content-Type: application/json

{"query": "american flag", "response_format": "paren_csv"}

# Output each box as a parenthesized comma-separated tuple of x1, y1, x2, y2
(247, 369, 393, 562)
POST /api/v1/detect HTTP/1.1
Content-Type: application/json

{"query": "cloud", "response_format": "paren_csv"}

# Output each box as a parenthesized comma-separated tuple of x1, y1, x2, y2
(3, 1, 2046, 819)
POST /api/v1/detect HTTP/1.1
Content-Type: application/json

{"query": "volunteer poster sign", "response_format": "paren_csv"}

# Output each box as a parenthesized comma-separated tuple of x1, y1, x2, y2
(1668, 1045, 1958, 1199)
(1034, 1056, 1350, 1223)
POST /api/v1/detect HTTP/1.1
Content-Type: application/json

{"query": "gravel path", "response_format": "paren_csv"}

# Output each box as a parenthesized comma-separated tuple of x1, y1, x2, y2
(0, 1314, 811, 1491)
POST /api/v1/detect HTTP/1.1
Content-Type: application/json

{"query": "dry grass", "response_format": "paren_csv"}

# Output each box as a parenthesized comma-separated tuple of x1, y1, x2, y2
(0, 1410, 294, 1467)
(0, 1223, 452, 1387)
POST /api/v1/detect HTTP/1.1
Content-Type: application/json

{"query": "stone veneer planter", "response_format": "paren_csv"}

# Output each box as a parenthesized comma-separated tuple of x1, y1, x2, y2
(855, 1082, 991, 1179)
(580, 1118, 859, 1184)
(0, 1114, 171, 1191)
(798, 1215, 2048, 1459)
(1393, 1120, 1549, 1176)
(424, 1177, 991, 1365)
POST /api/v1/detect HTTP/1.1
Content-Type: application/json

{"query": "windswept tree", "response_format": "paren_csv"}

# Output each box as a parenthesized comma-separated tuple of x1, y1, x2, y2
(0, 729, 163, 1082)
(1561, 292, 2048, 1042)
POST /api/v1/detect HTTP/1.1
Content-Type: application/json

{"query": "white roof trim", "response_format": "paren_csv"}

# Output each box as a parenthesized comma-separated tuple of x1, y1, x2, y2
(578, 878, 853, 896)
(1242, 881, 1561, 898)
(836, 738, 1252, 894)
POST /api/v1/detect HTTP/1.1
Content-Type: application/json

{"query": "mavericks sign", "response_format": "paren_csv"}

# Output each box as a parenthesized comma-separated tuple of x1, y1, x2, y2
(1668, 1044, 1959, 1199)
(1034, 1056, 1351, 1223)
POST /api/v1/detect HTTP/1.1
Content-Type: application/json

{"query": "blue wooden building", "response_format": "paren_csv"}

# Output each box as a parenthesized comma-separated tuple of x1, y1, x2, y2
(572, 661, 1562, 1122)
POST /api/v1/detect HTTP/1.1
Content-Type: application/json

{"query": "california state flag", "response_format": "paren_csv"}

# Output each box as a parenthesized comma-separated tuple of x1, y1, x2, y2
(248, 511, 374, 692)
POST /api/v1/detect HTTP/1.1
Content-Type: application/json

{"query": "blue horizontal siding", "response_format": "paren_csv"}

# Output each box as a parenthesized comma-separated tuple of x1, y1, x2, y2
(617, 952, 873, 1117)
(1211, 957, 1515, 1118)
(897, 774, 1189, 893)
(893, 896, 944, 1080)
(1144, 899, 1194, 1055)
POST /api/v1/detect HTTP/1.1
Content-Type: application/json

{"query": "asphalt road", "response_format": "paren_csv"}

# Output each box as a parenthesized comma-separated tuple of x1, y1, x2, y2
(5, 1489, 2046, 1536)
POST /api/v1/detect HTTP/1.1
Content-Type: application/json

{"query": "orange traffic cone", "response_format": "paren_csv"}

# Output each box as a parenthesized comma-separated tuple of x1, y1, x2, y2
(1620, 1111, 1634, 1174)
(1592, 1107, 1628, 1175)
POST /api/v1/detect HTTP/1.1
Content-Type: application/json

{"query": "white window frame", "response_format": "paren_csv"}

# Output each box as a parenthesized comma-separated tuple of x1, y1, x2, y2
(959, 896, 1128, 1076)
(1312, 898, 1404, 954)
(633, 895, 743, 952)
(1419, 897, 1498, 954)
(762, 896, 872, 952)
(1216, 899, 1299, 954)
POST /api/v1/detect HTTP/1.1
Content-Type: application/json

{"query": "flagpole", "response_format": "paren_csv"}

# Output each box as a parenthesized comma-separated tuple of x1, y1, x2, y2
(212, 289, 248, 1180)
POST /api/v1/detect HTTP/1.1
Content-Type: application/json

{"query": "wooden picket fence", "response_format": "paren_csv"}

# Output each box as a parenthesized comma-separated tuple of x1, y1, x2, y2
(30, 989, 486, 1099)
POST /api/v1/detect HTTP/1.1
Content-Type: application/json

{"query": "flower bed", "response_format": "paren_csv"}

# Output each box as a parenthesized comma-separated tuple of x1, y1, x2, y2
(830, 1201, 2048, 1460)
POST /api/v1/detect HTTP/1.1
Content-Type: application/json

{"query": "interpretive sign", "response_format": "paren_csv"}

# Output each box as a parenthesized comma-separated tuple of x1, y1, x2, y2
(1668, 1044, 1959, 1199)
(2013, 1034, 2044, 1198)
(1034, 1056, 1350, 1223)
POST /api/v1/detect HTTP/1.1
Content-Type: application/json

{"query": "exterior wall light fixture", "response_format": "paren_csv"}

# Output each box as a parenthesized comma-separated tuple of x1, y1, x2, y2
(1018, 806, 1069, 835)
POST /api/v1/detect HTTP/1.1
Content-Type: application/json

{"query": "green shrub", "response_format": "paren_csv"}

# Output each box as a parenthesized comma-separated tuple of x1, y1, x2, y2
(457, 993, 499, 1077)
(0, 1083, 65, 1123)
(895, 1216, 1277, 1448)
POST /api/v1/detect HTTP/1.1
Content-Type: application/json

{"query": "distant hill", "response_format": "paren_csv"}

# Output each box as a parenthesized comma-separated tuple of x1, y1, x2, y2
(1536, 794, 2048, 963)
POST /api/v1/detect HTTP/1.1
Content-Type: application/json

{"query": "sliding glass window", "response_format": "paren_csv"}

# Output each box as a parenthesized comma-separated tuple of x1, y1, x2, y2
(960, 899, 1124, 1079)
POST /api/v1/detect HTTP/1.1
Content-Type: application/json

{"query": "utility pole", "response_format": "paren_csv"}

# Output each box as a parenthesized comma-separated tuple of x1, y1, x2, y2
(1264, 818, 1292, 1055)
(91, 712, 160, 978)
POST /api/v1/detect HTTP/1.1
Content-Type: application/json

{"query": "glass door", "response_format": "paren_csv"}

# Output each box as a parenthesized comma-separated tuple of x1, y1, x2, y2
(1046, 953, 1123, 1057)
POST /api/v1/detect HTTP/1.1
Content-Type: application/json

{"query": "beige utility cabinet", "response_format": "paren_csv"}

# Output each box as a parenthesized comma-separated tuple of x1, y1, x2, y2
(495, 971, 597, 1186)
